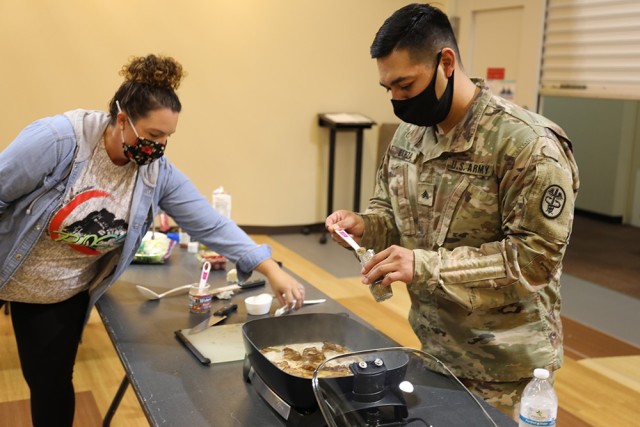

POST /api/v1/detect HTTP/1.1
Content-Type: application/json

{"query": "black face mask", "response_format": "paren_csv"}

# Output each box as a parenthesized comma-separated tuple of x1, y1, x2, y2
(115, 100, 166, 166)
(391, 52, 455, 127)
(122, 136, 166, 166)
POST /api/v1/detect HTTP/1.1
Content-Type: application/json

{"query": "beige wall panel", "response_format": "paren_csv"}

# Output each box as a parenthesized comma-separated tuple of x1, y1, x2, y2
(1, 1, 450, 226)
(455, 0, 545, 112)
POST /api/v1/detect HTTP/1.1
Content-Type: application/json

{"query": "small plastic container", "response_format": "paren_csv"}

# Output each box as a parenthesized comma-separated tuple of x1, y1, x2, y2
(179, 229, 191, 248)
(188, 285, 214, 314)
(197, 247, 227, 270)
(187, 241, 199, 253)
(245, 293, 273, 315)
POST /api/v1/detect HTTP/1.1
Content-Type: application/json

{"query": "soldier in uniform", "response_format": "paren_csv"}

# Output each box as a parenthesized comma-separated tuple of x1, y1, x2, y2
(325, 3, 579, 420)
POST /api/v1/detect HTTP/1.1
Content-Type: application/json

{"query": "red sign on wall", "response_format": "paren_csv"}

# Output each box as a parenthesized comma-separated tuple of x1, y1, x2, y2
(487, 67, 505, 80)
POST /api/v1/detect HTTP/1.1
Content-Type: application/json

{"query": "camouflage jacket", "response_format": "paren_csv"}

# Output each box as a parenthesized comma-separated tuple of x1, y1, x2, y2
(360, 80, 579, 382)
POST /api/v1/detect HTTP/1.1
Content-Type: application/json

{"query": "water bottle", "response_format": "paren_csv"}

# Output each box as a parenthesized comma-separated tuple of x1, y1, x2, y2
(519, 368, 557, 427)
(212, 186, 231, 219)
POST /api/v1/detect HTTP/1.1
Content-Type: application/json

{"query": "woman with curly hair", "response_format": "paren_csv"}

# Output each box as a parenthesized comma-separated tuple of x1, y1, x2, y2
(0, 54, 305, 427)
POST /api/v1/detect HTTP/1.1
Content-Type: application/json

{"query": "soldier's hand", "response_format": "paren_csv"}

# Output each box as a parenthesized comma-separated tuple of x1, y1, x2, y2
(325, 210, 364, 248)
(361, 245, 414, 286)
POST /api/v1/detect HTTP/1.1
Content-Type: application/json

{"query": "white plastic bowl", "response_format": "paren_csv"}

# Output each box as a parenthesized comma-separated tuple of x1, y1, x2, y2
(245, 293, 273, 315)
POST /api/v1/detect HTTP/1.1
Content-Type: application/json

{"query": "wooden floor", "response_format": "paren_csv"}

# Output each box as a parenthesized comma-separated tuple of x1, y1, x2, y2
(563, 214, 640, 299)
(1, 234, 639, 426)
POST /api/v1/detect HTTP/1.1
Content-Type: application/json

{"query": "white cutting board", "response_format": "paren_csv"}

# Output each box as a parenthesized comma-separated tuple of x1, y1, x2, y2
(181, 323, 245, 364)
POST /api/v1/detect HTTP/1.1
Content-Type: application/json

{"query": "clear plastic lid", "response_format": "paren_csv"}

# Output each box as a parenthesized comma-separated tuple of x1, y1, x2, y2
(312, 347, 512, 427)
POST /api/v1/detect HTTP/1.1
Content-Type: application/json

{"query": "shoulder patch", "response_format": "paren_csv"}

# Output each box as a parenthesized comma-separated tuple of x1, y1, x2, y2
(541, 185, 566, 218)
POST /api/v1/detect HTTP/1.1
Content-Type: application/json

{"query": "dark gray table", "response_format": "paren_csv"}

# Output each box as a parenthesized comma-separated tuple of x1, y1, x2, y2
(96, 248, 516, 427)
(96, 248, 353, 427)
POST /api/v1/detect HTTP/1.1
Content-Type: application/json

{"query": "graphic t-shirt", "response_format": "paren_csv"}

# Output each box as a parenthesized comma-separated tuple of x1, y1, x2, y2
(0, 139, 138, 303)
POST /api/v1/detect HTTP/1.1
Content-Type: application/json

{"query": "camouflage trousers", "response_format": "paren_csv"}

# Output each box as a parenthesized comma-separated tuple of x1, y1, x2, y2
(460, 372, 556, 421)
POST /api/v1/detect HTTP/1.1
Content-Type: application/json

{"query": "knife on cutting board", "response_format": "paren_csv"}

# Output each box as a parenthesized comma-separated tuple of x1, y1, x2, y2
(188, 303, 238, 335)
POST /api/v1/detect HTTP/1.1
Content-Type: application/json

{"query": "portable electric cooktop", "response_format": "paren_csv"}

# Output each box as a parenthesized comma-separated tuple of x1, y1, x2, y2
(241, 314, 516, 427)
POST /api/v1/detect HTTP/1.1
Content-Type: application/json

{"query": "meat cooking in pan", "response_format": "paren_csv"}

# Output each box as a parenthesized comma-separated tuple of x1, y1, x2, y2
(260, 341, 358, 379)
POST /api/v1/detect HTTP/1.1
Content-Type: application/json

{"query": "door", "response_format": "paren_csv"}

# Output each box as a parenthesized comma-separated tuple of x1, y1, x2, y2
(455, 0, 546, 112)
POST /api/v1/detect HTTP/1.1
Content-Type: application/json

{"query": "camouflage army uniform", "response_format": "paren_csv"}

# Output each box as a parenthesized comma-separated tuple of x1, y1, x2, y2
(359, 79, 579, 414)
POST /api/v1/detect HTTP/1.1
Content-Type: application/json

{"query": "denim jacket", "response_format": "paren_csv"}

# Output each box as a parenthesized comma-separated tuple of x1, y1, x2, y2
(0, 110, 271, 319)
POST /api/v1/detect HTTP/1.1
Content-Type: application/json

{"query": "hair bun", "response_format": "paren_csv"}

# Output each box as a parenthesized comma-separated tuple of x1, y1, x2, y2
(120, 54, 185, 90)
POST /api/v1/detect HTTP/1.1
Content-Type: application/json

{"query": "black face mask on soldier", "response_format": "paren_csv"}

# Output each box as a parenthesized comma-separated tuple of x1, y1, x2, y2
(391, 52, 455, 127)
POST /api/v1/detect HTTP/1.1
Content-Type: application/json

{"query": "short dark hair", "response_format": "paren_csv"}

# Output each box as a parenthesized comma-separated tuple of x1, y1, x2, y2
(370, 3, 462, 67)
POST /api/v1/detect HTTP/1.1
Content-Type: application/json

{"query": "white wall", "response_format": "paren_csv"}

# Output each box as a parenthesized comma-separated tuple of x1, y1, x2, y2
(1, 1, 446, 227)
